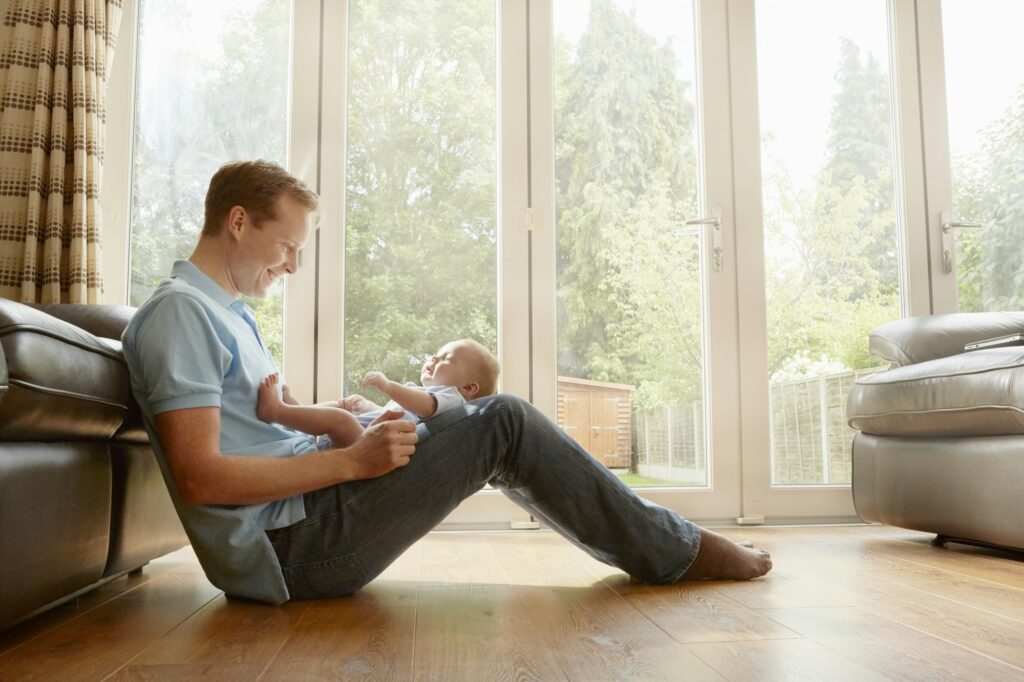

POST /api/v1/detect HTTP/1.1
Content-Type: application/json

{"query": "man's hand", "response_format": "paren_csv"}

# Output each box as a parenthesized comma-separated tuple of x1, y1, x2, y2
(362, 370, 391, 392)
(340, 410, 418, 479)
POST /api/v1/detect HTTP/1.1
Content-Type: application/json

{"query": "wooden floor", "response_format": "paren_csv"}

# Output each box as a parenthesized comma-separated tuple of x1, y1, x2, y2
(3, 525, 1024, 681)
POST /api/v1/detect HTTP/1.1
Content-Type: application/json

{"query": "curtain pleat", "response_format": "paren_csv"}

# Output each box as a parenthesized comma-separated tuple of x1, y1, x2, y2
(0, 0, 122, 303)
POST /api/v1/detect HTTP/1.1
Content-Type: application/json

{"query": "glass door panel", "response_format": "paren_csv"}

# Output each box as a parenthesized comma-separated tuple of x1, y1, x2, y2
(941, 1, 1024, 311)
(552, 0, 708, 489)
(754, 0, 902, 486)
(341, 0, 499, 400)
(128, 0, 291, 364)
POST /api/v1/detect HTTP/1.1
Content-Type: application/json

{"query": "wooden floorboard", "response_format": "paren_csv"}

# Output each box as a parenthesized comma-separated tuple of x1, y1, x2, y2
(2, 524, 1024, 680)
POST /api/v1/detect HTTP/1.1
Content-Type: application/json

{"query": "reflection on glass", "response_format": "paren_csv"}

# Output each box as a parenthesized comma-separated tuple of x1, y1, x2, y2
(755, 0, 900, 484)
(129, 0, 290, 364)
(342, 0, 498, 400)
(554, 0, 706, 488)
(943, 1, 1024, 311)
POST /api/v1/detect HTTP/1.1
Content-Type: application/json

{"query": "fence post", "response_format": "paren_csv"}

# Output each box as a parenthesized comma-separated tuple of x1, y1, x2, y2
(643, 412, 650, 469)
(693, 401, 701, 479)
(666, 406, 673, 476)
(819, 374, 830, 484)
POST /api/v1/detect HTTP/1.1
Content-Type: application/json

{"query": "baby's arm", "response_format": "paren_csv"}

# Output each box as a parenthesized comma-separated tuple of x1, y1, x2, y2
(362, 371, 437, 418)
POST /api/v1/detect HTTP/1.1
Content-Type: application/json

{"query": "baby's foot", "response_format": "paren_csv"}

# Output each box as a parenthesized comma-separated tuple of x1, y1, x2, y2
(281, 383, 295, 405)
(257, 373, 284, 423)
(679, 529, 772, 581)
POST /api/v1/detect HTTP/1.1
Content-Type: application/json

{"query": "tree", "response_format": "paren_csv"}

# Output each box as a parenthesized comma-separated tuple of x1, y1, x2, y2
(342, 0, 498, 397)
(554, 0, 701, 409)
(763, 37, 901, 379)
(954, 83, 1024, 311)
(129, 0, 291, 362)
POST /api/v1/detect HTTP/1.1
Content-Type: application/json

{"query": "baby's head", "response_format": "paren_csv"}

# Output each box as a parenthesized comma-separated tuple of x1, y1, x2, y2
(421, 339, 500, 400)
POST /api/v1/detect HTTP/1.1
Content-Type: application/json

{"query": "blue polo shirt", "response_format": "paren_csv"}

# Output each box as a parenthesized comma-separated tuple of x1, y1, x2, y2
(122, 260, 314, 604)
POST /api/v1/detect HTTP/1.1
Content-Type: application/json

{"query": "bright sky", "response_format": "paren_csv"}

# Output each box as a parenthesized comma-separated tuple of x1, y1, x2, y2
(554, 0, 1024, 191)
(146, 0, 1024, 192)
(941, 1, 1024, 159)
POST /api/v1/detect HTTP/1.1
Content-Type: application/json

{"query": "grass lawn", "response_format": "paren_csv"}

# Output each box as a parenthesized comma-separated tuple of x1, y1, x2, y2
(613, 470, 689, 487)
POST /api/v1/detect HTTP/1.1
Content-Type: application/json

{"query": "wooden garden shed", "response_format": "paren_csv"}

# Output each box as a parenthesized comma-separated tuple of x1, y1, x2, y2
(556, 376, 635, 469)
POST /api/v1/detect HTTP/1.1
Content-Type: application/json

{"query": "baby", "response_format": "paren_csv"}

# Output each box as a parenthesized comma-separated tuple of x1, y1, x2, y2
(257, 339, 500, 447)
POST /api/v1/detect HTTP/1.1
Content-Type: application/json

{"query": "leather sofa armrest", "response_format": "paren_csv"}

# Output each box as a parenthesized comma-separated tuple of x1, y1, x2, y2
(30, 304, 136, 341)
(0, 336, 7, 399)
(0, 299, 130, 440)
(870, 311, 1024, 366)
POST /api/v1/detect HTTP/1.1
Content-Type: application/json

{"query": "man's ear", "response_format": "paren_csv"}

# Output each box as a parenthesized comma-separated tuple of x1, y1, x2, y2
(461, 382, 480, 399)
(226, 205, 247, 240)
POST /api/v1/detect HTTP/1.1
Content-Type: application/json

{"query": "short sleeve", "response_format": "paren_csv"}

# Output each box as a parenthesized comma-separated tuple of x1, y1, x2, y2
(131, 294, 234, 414)
(429, 386, 466, 416)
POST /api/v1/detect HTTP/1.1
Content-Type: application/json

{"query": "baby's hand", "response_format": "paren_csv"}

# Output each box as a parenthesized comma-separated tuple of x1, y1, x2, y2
(362, 371, 389, 391)
(341, 394, 370, 413)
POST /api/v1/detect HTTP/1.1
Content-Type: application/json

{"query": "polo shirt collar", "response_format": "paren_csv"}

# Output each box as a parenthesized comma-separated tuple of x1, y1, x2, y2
(171, 259, 239, 309)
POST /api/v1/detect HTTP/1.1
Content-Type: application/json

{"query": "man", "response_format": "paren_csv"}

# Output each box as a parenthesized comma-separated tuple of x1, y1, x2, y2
(122, 160, 771, 604)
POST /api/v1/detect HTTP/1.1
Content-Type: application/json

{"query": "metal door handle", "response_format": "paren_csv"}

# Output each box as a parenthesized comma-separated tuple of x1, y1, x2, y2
(683, 207, 723, 271)
(940, 209, 986, 273)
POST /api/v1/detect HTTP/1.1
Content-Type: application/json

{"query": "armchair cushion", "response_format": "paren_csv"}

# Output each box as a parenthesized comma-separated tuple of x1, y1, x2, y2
(849, 346, 1024, 437)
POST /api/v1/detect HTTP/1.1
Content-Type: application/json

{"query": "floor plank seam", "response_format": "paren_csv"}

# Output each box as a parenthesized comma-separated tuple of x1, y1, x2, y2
(887, 544, 1024, 587)
(862, 602, 1024, 674)
(99, 586, 225, 682)
(869, 570, 1024, 626)
(0, 572, 158, 663)
(254, 602, 312, 681)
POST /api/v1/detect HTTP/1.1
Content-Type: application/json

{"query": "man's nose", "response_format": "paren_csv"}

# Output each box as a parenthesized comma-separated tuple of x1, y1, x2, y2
(283, 255, 298, 274)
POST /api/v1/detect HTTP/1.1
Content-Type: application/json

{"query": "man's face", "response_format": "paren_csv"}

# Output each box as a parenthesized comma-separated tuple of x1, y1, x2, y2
(421, 341, 476, 389)
(229, 195, 313, 298)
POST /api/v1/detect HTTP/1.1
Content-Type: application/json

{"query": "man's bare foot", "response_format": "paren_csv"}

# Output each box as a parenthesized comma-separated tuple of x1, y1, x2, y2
(257, 373, 284, 423)
(679, 529, 772, 580)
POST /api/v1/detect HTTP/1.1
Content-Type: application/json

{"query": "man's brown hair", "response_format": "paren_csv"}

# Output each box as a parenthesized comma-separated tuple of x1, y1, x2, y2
(202, 160, 319, 236)
(459, 339, 501, 397)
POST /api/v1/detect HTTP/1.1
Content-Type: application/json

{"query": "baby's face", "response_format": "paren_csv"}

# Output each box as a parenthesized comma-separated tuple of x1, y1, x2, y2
(421, 341, 479, 389)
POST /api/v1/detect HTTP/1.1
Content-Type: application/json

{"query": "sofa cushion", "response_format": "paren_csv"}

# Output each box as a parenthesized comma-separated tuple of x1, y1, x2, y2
(0, 443, 111, 628)
(848, 346, 1024, 436)
(0, 300, 130, 441)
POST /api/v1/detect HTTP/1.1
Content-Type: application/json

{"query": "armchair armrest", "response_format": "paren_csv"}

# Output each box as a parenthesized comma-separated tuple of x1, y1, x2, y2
(870, 311, 1024, 366)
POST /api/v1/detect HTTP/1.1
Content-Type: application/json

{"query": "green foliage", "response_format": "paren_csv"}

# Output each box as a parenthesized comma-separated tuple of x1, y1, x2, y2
(129, 0, 1024, 415)
(763, 38, 900, 380)
(954, 83, 1024, 311)
(129, 0, 290, 364)
(555, 0, 700, 409)
(342, 0, 498, 397)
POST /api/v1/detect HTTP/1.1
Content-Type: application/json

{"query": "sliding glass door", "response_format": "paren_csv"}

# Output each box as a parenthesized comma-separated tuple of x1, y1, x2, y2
(918, 0, 1024, 313)
(310, 0, 744, 523)
(119, 0, 1016, 524)
(528, 0, 743, 520)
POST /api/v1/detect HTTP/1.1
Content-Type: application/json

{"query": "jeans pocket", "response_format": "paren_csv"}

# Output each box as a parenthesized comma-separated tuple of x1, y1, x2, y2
(283, 553, 367, 600)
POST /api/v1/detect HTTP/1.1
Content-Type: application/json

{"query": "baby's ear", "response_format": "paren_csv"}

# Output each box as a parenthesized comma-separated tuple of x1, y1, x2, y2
(461, 382, 480, 399)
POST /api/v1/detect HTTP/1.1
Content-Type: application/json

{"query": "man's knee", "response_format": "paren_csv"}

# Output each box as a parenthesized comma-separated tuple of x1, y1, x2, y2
(477, 391, 528, 411)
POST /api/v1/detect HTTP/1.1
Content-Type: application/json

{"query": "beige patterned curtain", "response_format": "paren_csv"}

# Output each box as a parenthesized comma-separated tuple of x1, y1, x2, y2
(0, 0, 122, 303)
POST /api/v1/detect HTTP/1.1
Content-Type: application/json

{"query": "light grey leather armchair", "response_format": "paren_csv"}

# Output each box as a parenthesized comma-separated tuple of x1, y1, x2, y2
(847, 312, 1024, 551)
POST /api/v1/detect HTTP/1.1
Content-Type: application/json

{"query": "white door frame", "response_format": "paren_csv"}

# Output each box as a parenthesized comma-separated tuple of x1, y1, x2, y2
(731, 0, 935, 521)
(528, 0, 744, 523)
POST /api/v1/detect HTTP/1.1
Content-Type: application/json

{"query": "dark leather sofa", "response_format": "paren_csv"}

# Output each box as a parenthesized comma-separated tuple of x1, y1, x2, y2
(0, 299, 188, 630)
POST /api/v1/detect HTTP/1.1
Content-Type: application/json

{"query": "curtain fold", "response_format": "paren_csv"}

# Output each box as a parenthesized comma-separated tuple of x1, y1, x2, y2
(0, 0, 122, 303)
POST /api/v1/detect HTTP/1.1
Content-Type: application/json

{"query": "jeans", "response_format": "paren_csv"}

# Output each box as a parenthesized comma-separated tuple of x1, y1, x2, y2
(265, 394, 701, 599)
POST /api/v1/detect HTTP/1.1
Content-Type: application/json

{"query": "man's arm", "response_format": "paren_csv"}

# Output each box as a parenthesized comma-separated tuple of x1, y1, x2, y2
(362, 371, 437, 418)
(154, 406, 417, 506)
